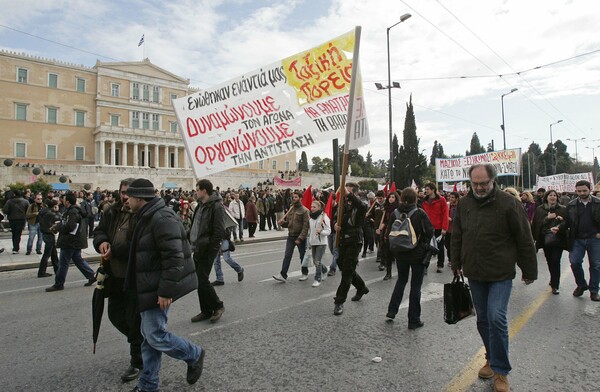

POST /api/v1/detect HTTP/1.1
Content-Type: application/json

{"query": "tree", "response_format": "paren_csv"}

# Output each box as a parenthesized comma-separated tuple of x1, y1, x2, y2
(310, 157, 324, 173)
(395, 94, 427, 188)
(365, 151, 374, 177)
(298, 151, 309, 172)
(466, 132, 486, 156)
(429, 140, 446, 166)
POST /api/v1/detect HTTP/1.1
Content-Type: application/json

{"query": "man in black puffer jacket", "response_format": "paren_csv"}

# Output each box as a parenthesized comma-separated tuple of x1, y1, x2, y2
(125, 179, 204, 392)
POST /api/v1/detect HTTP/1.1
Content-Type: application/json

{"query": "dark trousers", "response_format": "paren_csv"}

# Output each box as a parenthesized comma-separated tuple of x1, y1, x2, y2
(248, 222, 257, 237)
(193, 248, 224, 315)
(107, 278, 143, 369)
(434, 229, 446, 267)
(87, 217, 95, 238)
(9, 219, 25, 252)
(39, 233, 59, 275)
(362, 225, 374, 253)
(268, 212, 277, 230)
(280, 236, 306, 278)
(387, 260, 425, 324)
(259, 214, 267, 231)
(334, 241, 366, 304)
(543, 246, 563, 290)
(445, 232, 452, 263)
(381, 239, 393, 273)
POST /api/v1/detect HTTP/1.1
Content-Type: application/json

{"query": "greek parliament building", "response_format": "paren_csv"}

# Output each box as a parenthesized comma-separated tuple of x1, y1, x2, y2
(0, 50, 296, 190)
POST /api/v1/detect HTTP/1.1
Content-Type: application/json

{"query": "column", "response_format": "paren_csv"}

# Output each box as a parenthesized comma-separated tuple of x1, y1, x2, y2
(133, 143, 139, 167)
(122, 142, 128, 166)
(144, 144, 149, 167)
(154, 145, 159, 168)
(164, 145, 170, 168)
(184, 149, 189, 169)
(110, 141, 116, 165)
(174, 147, 179, 168)
(99, 140, 106, 165)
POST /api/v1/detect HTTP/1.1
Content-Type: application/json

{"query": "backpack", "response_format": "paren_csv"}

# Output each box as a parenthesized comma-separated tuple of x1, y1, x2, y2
(388, 209, 419, 252)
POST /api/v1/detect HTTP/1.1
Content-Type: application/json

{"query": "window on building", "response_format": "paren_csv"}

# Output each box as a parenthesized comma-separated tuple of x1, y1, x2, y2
(15, 142, 26, 158)
(285, 161, 290, 171)
(142, 112, 149, 129)
(132, 111, 139, 128)
(152, 114, 159, 130)
(170, 93, 177, 103)
(272, 160, 277, 170)
(111, 83, 120, 97)
(48, 73, 58, 88)
(76, 78, 86, 92)
(47, 107, 57, 124)
(132, 82, 139, 100)
(17, 68, 28, 83)
(170, 152, 175, 168)
(15, 103, 27, 121)
(152, 86, 159, 102)
(75, 111, 85, 127)
(142, 85, 149, 101)
(75, 146, 85, 161)
(258, 160, 264, 170)
(170, 122, 178, 133)
(110, 114, 119, 126)
(46, 144, 57, 160)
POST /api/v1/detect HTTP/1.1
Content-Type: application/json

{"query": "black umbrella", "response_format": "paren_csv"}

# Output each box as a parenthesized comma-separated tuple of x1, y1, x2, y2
(92, 259, 109, 354)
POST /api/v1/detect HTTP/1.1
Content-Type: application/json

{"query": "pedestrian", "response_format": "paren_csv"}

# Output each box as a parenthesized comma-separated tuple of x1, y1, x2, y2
(229, 192, 245, 242)
(177, 200, 193, 236)
(553, 180, 600, 301)
(377, 191, 399, 279)
(451, 163, 537, 392)
(81, 192, 96, 238)
(520, 191, 536, 224)
(445, 191, 460, 269)
(93, 178, 144, 383)
(368, 190, 385, 265)
(385, 187, 434, 328)
(534, 187, 546, 207)
(245, 196, 258, 238)
(307, 200, 331, 287)
(189, 179, 226, 323)
(272, 190, 309, 282)
(361, 191, 376, 257)
(25, 193, 44, 255)
(2, 189, 29, 254)
(37, 199, 60, 277)
(125, 178, 204, 392)
(326, 194, 339, 277)
(45, 192, 97, 292)
(274, 190, 285, 230)
(333, 182, 370, 316)
(532, 189, 567, 295)
(211, 228, 244, 286)
(422, 182, 449, 273)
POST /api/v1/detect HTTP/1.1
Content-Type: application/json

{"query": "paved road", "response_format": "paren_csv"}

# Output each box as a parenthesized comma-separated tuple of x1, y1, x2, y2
(0, 240, 598, 391)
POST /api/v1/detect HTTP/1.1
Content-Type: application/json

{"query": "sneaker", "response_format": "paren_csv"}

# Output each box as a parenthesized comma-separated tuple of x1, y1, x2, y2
(186, 349, 205, 385)
(298, 274, 308, 281)
(12, 250, 18, 254)
(478, 360, 494, 379)
(493, 374, 509, 392)
(573, 286, 588, 297)
(386, 312, 396, 320)
(551, 288, 559, 295)
(272, 274, 287, 282)
(333, 303, 343, 315)
(312, 280, 321, 287)
(327, 269, 336, 277)
(210, 307, 224, 323)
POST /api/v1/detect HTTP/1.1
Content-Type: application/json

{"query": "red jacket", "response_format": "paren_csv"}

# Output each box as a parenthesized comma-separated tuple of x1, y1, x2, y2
(422, 196, 449, 231)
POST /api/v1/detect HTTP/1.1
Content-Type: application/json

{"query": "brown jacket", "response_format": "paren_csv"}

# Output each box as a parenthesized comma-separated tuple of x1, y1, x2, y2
(281, 203, 309, 240)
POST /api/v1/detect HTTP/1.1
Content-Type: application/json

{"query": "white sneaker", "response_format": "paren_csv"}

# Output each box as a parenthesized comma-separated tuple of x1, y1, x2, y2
(298, 274, 308, 281)
(272, 274, 287, 282)
(312, 280, 321, 287)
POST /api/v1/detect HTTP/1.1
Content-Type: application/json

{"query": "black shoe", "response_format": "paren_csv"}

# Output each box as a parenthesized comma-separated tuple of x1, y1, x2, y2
(333, 303, 344, 316)
(191, 313, 212, 322)
(210, 280, 224, 286)
(0, 248, 4, 254)
(238, 270, 244, 282)
(361, 252, 366, 258)
(187, 349, 206, 385)
(130, 386, 153, 392)
(591, 293, 600, 302)
(552, 288, 560, 295)
(408, 321, 424, 330)
(36, 250, 42, 255)
(378, 264, 385, 271)
(121, 366, 141, 383)
(351, 288, 369, 302)
(38, 272, 52, 278)
(327, 269, 336, 277)
(573, 286, 588, 297)
(45, 285, 64, 292)
(386, 312, 396, 320)
(26, 251, 31, 255)
(383, 272, 392, 280)
(84, 278, 97, 286)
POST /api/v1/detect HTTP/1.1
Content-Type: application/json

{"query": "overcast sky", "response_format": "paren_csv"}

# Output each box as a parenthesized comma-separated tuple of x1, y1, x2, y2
(2, 0, 599, 165)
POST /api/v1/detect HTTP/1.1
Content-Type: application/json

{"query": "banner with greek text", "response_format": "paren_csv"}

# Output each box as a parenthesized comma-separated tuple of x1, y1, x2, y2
(535, 172, 593, 193)
(173, 29, 369, 177)
(435, 148, 521, 182)
(273, 176, 302, 188)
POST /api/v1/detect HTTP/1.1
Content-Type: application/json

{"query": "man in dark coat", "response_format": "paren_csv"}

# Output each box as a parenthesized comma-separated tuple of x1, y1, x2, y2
(126, 178, 204, 392)
(93, 178, 143, 383)
(3, 190, 29, 254)
(46, 192, 96, 292)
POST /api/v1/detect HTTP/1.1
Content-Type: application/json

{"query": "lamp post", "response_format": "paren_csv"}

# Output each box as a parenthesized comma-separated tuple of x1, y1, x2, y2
(376, 12, 411, 184)
(500, 88, 518, 150)
(549, 120, 562, 175)
(586, 145, 599, 182)
(566, 137, 586, 167)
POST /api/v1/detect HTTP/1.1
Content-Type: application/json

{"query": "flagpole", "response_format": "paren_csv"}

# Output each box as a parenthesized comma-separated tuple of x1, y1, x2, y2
(335, 26, 362, 247)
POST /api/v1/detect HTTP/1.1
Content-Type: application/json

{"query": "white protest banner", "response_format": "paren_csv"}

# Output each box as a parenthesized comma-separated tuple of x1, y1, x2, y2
(173, 29, 369, 178)
(535, 172, 593, 193)
(435, 148, 521, 182)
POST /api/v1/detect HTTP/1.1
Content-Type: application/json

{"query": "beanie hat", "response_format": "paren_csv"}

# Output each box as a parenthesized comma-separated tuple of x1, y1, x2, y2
(126, 178, 155, 198)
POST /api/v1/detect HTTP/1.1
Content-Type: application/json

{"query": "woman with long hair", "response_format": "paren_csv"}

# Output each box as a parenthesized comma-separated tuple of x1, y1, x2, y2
(377, 191, 400, 280)
(307, 200, 331, 287)
(521, 191, 536, 224)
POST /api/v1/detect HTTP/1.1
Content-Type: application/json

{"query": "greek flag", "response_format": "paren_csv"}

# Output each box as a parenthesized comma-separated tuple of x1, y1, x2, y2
(138, 34, 145, 47)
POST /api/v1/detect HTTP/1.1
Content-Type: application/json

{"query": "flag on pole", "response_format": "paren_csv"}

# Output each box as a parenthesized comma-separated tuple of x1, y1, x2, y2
(138, 34, 145, 47)
(302, 185, 313, 210)
(324, 192, 334, 219)
(452, 183, 458, 192)
(389, 182, 397, 194)
(411, 179, 418, 191)
(383, 182, 389, 197)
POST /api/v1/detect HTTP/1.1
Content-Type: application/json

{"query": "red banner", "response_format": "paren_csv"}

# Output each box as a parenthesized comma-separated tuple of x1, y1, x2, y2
(274, 176, 302, 188)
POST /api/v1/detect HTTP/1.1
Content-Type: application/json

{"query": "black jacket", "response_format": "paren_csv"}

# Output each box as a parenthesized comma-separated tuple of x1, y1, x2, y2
(93, 201, 134, 278)
(126, 197, 197, 312)
(385, 204, 434, 264)
(559, 195, 600, 250)
(3, 197, 29, 220)
(56, 205, 88, 249)
(189, 193, 225, 254)
(531, 203, 568, 250)
(39, 207, 61, 234)
(339, 193, 367, 244)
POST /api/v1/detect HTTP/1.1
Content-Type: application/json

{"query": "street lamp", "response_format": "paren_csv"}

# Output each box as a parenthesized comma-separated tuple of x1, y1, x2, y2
(586, 145, 600, 182)
(549, 120, 562, 175)
(500, 88, 518, 150)
(377, 12, 411, 184)
(566, 137, 586, 166)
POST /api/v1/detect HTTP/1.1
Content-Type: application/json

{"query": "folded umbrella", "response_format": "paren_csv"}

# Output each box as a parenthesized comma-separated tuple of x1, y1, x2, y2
(92, 258, 110, 354)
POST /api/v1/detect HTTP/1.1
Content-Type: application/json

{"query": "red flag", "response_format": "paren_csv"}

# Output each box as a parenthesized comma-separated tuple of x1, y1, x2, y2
(302, 185, 313, 210)
(390, 182, 397, 194)
(452, 183, 457, 192)
(383, 182, 389, 196)
(324, 192, 333, 219)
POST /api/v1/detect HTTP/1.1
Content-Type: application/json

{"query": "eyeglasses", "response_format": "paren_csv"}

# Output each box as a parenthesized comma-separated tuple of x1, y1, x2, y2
(470, 179, 492, 188)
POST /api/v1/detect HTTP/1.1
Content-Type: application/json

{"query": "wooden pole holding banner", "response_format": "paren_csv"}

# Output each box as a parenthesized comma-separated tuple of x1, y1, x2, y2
(335, 26, 362, 248)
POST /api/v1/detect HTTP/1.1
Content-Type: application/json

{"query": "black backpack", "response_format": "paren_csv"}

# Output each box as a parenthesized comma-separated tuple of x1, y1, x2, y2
(388, 209, 419, 252)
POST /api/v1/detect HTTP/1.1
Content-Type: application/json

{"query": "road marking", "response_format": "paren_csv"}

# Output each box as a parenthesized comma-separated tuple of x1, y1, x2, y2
(0, 279, 90, 295)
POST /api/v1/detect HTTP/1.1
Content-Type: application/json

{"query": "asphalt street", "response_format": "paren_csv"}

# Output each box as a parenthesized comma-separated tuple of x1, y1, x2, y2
(0, 239, 598, 392)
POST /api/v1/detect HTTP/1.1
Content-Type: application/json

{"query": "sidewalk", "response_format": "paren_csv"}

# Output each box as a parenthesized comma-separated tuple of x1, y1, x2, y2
(0, 227, 287, 272)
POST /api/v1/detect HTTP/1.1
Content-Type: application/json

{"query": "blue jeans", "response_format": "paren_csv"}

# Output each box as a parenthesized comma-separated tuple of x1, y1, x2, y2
(232, 218, 244, 240)
(280, 235, 306, 279)
(387, 261, 425, 324)
(469, 279, 512, 376)
(214, 240, 243, 282)
(311, 245, 327, 282)
(569, 238, 600, 293)
(54, 248, 95, 288)
(27, 223, 43, 253)
(327, 232, 339, 271)
(138, 307, 202, 392)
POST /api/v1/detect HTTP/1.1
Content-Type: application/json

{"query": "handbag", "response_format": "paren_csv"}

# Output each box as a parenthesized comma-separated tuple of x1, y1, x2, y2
(444, 273, 475, 324)
(543, 229, 562, 248)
